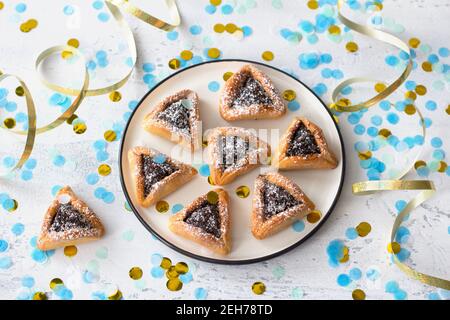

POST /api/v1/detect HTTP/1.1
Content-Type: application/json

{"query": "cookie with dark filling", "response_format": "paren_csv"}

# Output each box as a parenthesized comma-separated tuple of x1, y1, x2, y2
(207, 127, 271, 185)
(169, 189, 231, 255)
(273, 117, 338, 170)
(219, 64, 286, 121)
(37, 186, 105, 250)
(251, 172, 315, 239)
(143, 89, 201, 151)
(128, 146, 197, 208)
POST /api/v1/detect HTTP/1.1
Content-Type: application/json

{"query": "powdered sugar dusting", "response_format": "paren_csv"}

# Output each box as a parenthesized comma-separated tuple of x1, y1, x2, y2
(287, 122, 320, 156)
(142, 155, 178, 197)
(184, 201, 221, 238)
(262, 181, 301, 218)
(157, 100, 191, 135)
(232, 77, 272, 108)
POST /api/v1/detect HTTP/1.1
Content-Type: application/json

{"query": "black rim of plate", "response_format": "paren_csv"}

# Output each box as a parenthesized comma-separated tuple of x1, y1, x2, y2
(119, 59, 346, 265)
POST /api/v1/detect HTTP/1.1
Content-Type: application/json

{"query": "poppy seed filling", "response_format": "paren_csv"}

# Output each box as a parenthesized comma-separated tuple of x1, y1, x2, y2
(262, 181, 301, 218)
(141, 155, 178, 197)
(286, 122, 320, 156)
(184, 201, 221, 238)
(157, 100, 191, 134)
(49, 203, 92, 232)
(232, 77, 272, 108)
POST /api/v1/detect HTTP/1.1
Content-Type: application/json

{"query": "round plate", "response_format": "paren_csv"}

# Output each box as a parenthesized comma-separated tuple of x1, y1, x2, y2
(119, 59, 345, 264)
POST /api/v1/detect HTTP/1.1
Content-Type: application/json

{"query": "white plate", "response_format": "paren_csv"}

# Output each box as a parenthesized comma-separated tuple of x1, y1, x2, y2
(119, 60, 345, 264)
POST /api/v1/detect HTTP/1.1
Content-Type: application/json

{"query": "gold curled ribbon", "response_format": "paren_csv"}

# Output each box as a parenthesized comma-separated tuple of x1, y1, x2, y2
(334, 0, 449, 289)
(0, 0, 180, 176)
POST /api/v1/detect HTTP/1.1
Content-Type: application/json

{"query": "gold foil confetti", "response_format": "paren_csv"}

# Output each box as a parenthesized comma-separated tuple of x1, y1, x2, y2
(223, 71, 233, 81)
(358, 151, 372, 160)
(207, 176, 215, 185)
(104, 130, 117, 142)
(408, 37, 420, 48)
(207, 48, 220, 59)
(422, 61, 432, 72)
(306, 210, 321, 223)
(446, 105, 450, 115)
(328, 25, 341, 35)
(225, 23, 238, 33)
(160, 257, 172, 269)
(415, 84, 427, 95)
(50, 278, 64, 289)
(414, 160, 426, 169)
(213, 23, 225, 33)
(166, 278, 183, 291)
(206, 190, 219, 204)
(108, 289, 123, 300)
(20, 19, 38, 33)
(387, 241, 401, 254)
(0, 2, 4, 10)
(168, 58, 181, 70)
(15, 86, 24, 96)
(98, 164, 112, 176)
(352, 289, 366, 300)
(7, 199, 18, 212)
(66, 114, 78, 125)
(356, 222, 371, 237)
(282, 89, 296, 101)
(336, 98, 351, 108)
(64, 245, 78, 257)
(174, 262, 189, 274)
(235, 185, 250, 198)
(210, 0, 222, 6)
(73, 122, 87, 134)
(374, 82, 386, 93)
(339, 246, 350, 263)
(67, 38, 79, 48)
(166, 266, 179, 279)
(404, 90, 417, 100)
(156, 200, 169, 213)
(180, 50, 193, 61)
(378, 128, 392, 138)
(438, 161, 447, 173)
(4, 118, 16, 129)
(404, 104, 416, 115)
(345, 41, 358, 52)
(129, 267, 143, 280)
(307, 0, 319, 9)
(252, 281, 266, 295)
(262, 51, 274, 61)
(109, 91, 122, 102)
(32, 292, 48, 300)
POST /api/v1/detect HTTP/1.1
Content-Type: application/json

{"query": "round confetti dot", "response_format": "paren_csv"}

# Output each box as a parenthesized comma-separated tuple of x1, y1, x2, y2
(166, 266, 179, 279)
(207, 176, 215, 185)
(213, 23, 225, 33)
(15, 86, 24, 96)
(199, 164, 210, 177)
(345, 41, 358, 52)
(104, 130, 117, 142)
(108, 290, 123, 300)
(352, 289, 366, 300)
(50, 278, 64, 289)
(374, 83, 386, 93)
(210, 0, 222, 5)
(4, 199, 18, 212)
(223, 71, 233, 81)
(98, 164, 111, 176)
(168, 58, 181, 69)
(404, 104, 416, 115)
(307, 0, 318, 9)
(292, 220, 305, 232)
(64, 245, 77, 257)
(288, 100, 300, 111)
(356, 222, 371, 237)
(225, 23, 238, 33)
(262, 51, 274, 61)
(206, 191, 219, 204)
(208, 81, 220, 92)
(0, 240, 8, 252)
(221, 4, 233, 14)
(156, 200, 169, 213)
(151, 266, 165, 278)
(109, 91, 122, 102)
(4, 118, 16, 129)
(180, 50, 193, 61)
(388, 242, 401, 254)
(207, 48, 220, 59)
(73, 122, 87, 134)
(235, 185, 250, 198)
(171, 203, 183, 213)
(252, 281, 266, 295)
(32, 292, 48, 300)
(282, 89, 296, 101)
(306, 210, 321, 223)
(409, 37, 420, 48)
(194, 287, 208, 300)
(337, 274, 351, 286)
(174, 262, 189, 274)
(166, 278, 183, 291)
(129, 267, 143, 280)
(415, 85, 427, 95)
(160, 257, 172, 269)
